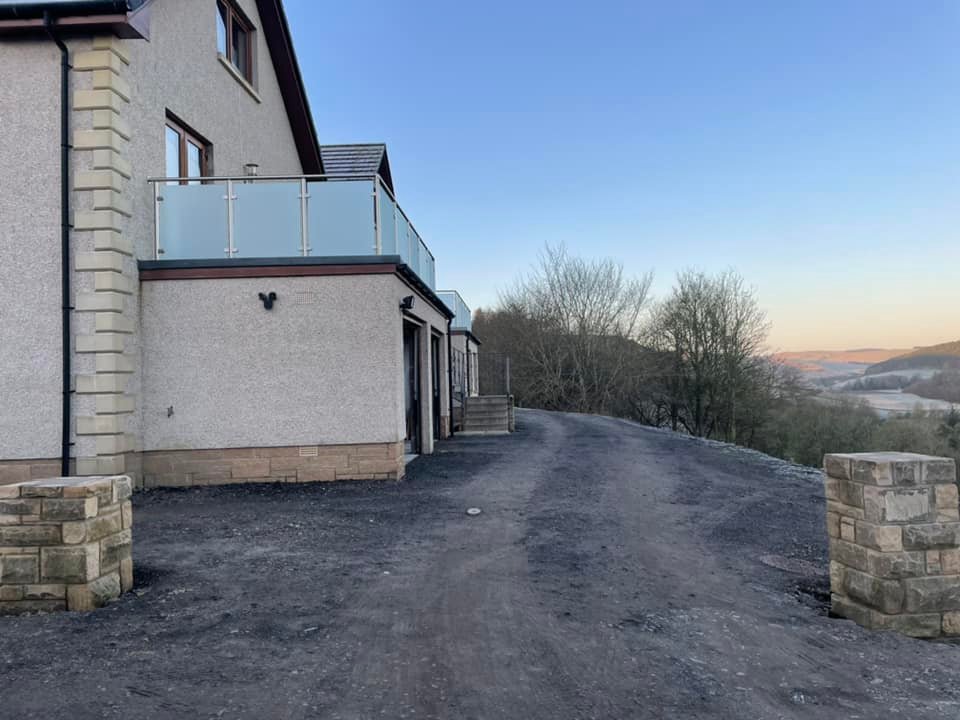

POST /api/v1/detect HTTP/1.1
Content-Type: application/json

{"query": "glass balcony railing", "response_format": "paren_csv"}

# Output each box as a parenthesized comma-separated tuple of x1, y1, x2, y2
(148, 174, 437, 290)
(437, 290, 472, 332)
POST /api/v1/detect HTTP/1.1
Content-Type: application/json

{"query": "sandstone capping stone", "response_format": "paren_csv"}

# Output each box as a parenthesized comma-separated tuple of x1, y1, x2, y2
(824, 455, 851, 481)
(924, 459, 957, 484)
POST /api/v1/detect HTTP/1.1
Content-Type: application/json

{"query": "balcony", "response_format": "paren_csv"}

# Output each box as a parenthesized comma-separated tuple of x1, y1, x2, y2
(148, 174, 437, 289)
(437, 290, 472, 332)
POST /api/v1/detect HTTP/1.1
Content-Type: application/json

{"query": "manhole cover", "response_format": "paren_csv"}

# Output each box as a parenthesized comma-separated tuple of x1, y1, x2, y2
(760, 554, 826, 576)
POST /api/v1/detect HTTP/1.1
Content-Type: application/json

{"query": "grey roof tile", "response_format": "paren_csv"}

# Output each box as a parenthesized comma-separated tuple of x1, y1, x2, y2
(320, 144, 394, 194)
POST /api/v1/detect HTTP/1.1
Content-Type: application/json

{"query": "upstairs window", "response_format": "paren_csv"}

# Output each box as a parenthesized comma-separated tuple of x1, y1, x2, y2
(217, 0, 254, 84)
(166, 117, 210, 185)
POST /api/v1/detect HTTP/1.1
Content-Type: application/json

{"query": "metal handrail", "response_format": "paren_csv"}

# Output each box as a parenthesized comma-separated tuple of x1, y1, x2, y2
(149, 173, 438, 273)
(147, 172, 377, 183)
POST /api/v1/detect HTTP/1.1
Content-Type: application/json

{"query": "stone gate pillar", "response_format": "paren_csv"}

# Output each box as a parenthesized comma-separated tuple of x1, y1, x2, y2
(824, 452, 960, 638)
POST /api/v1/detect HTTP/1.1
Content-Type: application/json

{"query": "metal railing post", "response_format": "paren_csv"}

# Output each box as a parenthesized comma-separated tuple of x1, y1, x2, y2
(225, 179, 236, 257)
(299, 177, 310, 256)
(505, 356, 511, 396)
(153, 181, 162, 258)
(373, 178, 382, 254)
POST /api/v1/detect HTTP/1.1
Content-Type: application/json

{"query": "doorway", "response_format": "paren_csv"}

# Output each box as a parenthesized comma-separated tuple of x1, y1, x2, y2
(403, 322, 420, 454)
(431, 334, 441, 440)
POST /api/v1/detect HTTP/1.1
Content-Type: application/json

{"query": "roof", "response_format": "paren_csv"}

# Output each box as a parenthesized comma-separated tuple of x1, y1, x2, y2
(0, 0, 150, 36)
(0, 0, 324, 175)
(0, 1, 147, 17)
(320, 144, 394, 195)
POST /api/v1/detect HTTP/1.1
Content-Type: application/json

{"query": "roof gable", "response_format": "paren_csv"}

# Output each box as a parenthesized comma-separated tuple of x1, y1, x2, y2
(319, 144, 394, 194)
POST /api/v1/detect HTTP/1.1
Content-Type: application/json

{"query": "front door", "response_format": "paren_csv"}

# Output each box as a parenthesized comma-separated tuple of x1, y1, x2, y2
(403, 323, 420, 454)
(431, 334, 441, 440)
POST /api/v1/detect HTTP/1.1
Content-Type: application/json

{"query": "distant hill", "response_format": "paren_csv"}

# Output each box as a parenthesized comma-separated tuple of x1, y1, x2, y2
(776, 348, 909, 378)
(865, 340, 960, 376)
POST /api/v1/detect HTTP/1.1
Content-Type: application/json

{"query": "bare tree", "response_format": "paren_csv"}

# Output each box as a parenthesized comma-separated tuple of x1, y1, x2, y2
(647, 269, 770, 441)
(489, 245, 653, 413)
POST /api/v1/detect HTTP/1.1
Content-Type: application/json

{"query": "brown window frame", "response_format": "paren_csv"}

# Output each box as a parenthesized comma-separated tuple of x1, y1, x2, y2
(217, 0, 255, 84)
(166, 114, 211, 185)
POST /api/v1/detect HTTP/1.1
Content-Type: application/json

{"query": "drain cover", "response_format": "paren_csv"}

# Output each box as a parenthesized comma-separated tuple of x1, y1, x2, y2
(466, 507, 482, 516)
(760, 554, 826, 576)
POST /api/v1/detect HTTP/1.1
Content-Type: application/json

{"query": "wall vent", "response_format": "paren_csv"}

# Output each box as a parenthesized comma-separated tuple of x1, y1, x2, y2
(294, 292, 317, 305)
(299, 446, 319, 457)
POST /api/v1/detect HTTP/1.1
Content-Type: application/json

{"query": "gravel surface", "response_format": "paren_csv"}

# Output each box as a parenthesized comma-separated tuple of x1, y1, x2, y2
(3, 408, 960, 719)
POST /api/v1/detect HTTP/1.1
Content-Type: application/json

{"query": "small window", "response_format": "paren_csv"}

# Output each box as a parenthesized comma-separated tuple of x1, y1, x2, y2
(165, 117, 210, 185)
(217, 0, 254, 84)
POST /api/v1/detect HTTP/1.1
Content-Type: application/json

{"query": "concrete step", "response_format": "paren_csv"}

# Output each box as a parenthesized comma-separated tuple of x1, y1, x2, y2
(463, 410, 509, 421)
(466, 396, 511, 405)
(465, 404, 510, 414)
(463, 418, 509, 428)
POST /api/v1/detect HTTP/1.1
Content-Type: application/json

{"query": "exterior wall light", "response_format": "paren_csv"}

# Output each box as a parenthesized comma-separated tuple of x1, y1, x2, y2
(400, 295, 415, 311)
(258, 291, 277, 310)
(244, 162, 260, 177)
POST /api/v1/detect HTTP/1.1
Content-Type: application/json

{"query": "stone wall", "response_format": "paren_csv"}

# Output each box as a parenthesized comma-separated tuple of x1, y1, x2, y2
(824, 452, 960, 637)
(0, 476, 133, 614)
(141, 442, 405, 488)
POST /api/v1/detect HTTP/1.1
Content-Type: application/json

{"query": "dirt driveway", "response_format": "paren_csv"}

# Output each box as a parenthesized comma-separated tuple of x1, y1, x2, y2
(3, 409, 960, 719)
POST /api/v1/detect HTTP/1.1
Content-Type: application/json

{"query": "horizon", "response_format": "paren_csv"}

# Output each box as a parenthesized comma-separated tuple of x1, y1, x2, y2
(285, 1, 959, 353)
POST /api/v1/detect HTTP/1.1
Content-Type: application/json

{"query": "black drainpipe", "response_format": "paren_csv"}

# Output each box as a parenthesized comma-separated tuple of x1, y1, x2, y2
(446, 318, 454, 437)
(45, 13, 72, 476)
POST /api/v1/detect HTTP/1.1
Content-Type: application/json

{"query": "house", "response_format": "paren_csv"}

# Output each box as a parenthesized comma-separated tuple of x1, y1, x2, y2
(437, 290, 481, 430)
(0, 0, 480, 487)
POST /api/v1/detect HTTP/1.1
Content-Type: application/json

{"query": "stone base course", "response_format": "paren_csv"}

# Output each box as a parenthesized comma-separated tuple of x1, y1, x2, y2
(0, 475, 133, 615)
(140, 442, 405, 488)
(825, 452, 960, 638)
(0, 459, 64, 487)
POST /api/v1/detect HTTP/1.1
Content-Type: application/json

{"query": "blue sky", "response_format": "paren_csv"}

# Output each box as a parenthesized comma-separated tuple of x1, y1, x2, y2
(286, 1, 960, 351)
